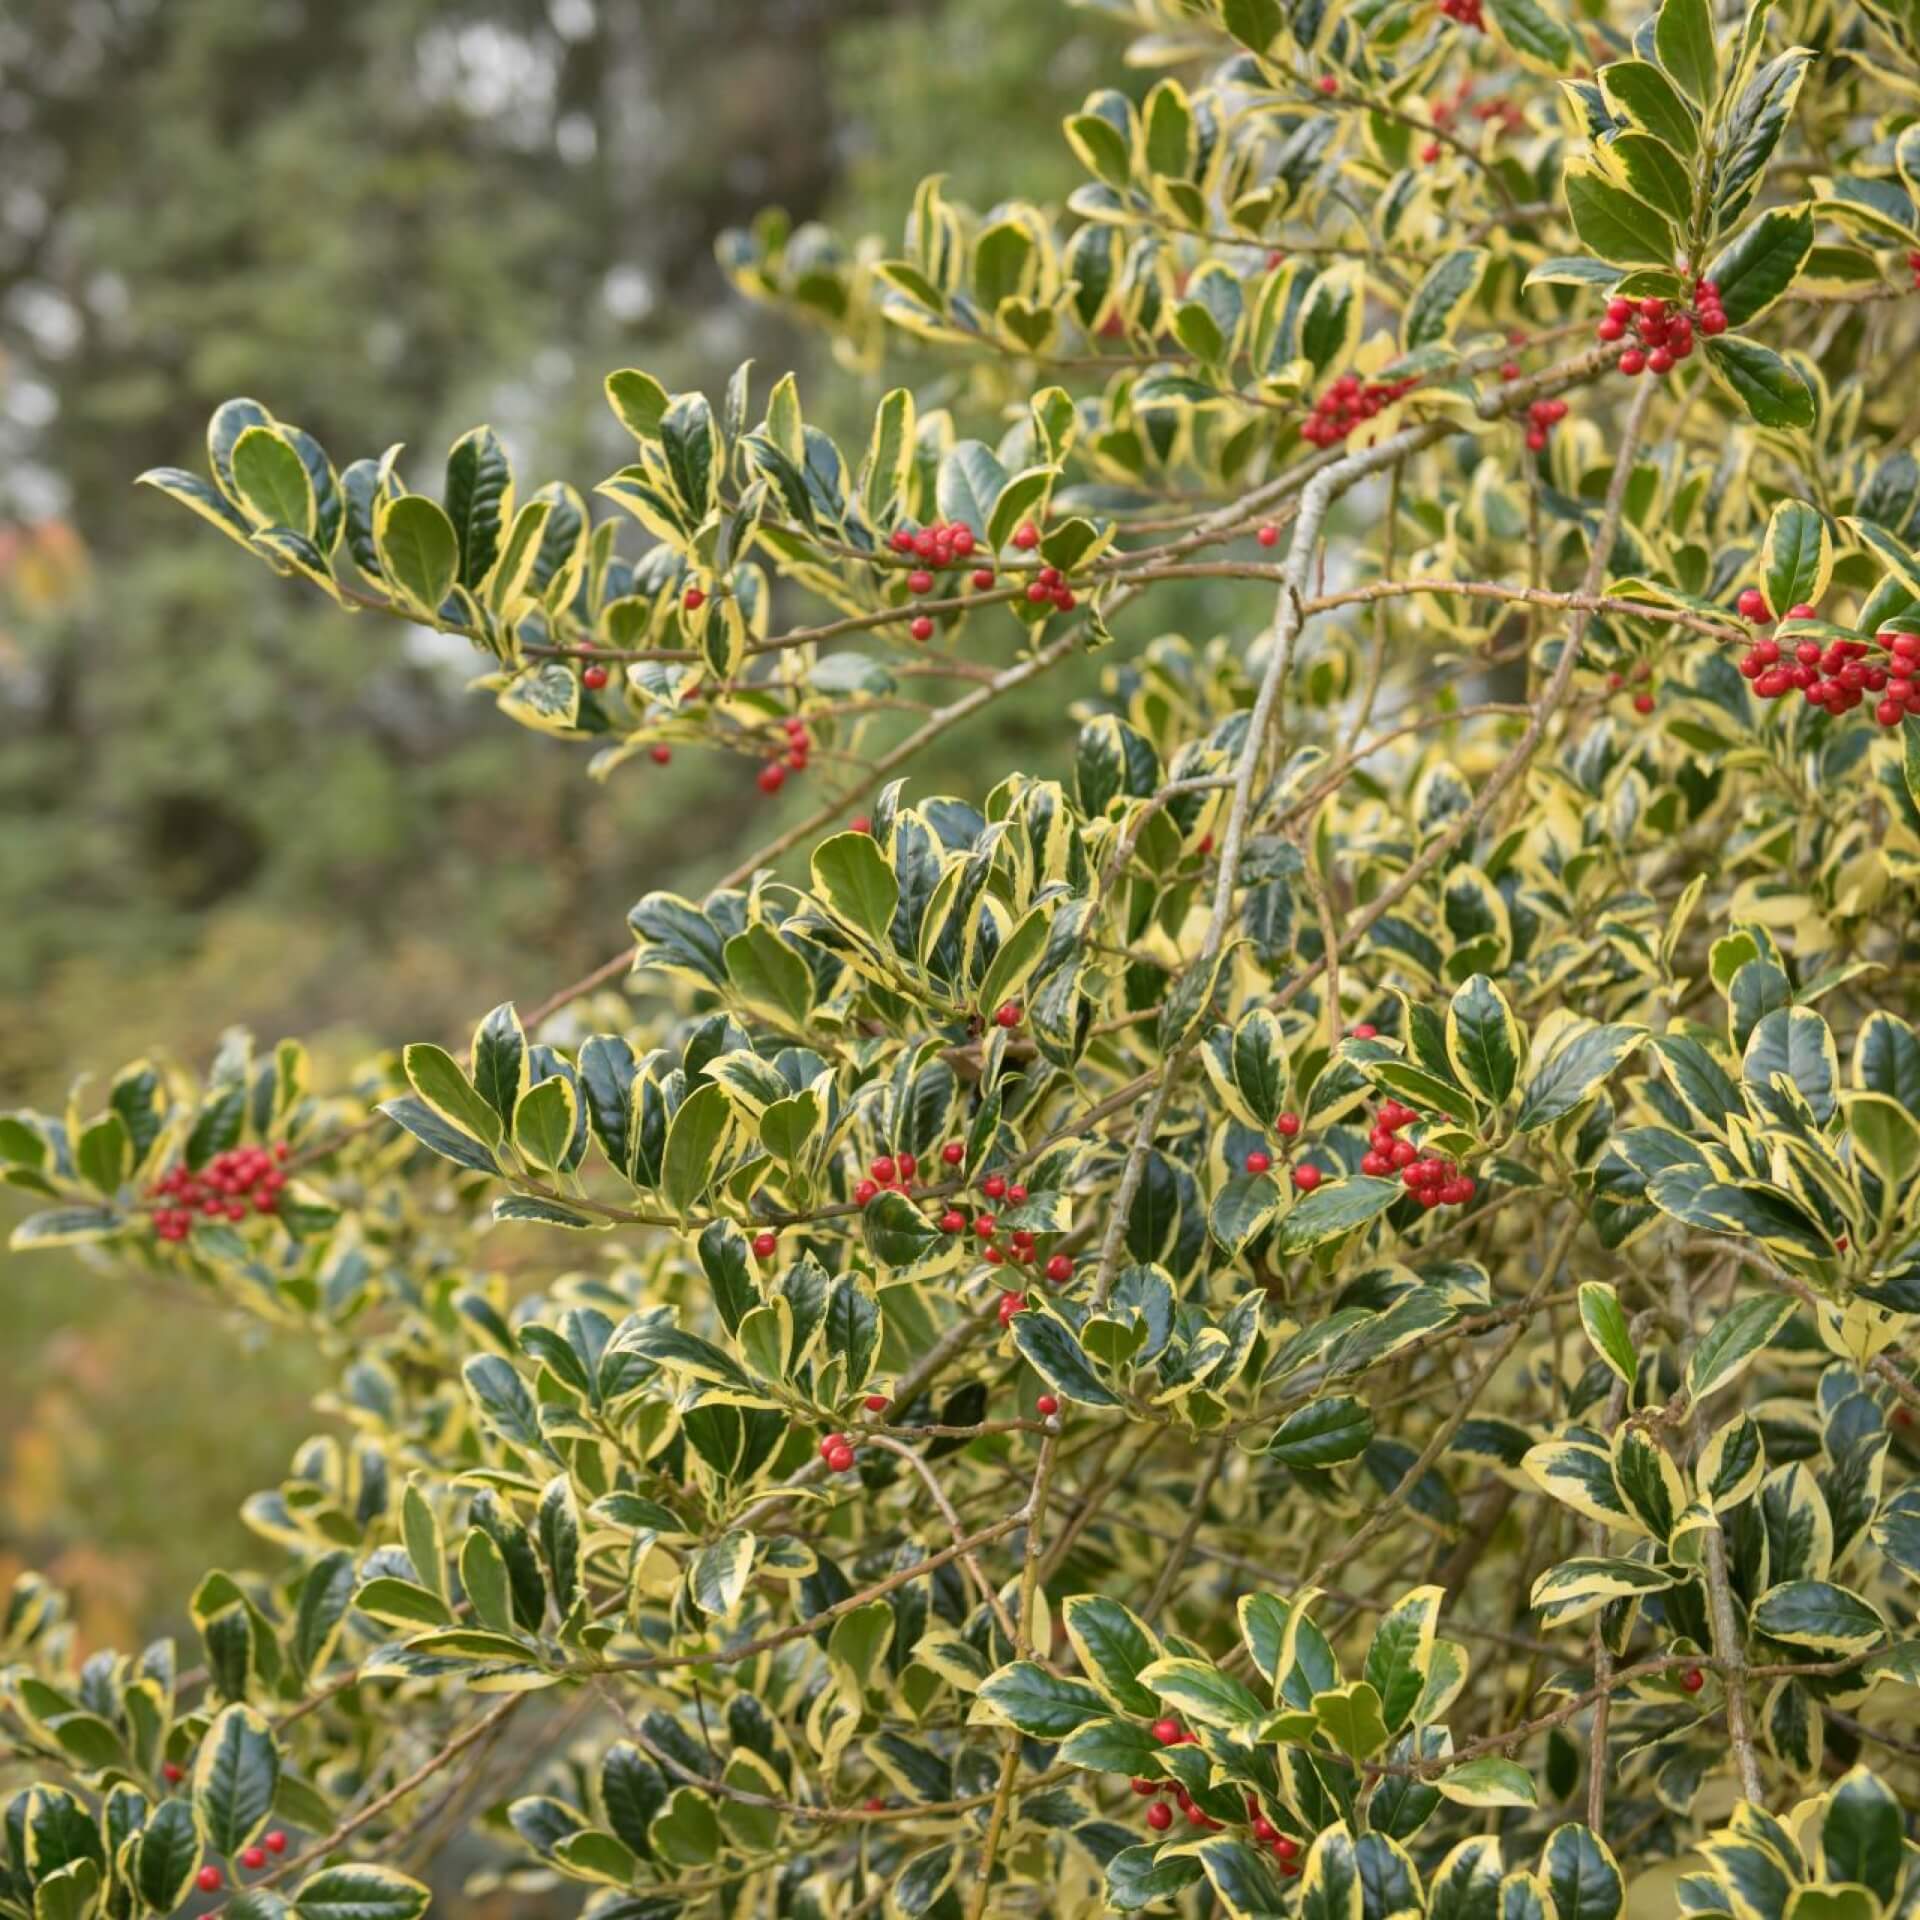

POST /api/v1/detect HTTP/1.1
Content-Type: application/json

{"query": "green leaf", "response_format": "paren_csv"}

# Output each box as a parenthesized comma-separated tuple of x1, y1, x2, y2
(861, 1189, 949, 1274)
(1564, 162, 1676, 267)
(444, 425, 512, 589)
(1761, 499, 1832, 621)
(1436, 1757, 1538, 1808)
(1483, 0, 1575, 70)
(463, 1354, 547, 1455)
(292, 1865, 431, 1920)
(1404, 249, 1485, 350)
(1821, 1766, 1902, 1904)
(1364, 1585, 1440, 1733)
(1711, 209, 1815, 328)
(662, 1081, 732, 1217)
(1654, 0, 1716, 102)
(134, 1801, 203, 1913)
(1062, 1596, 1163, 1717)
(1599, 62, 1699, 155)
(660, 393, 719, 519)
(512, 1075, 578, 1175)
(1703, 337, 1815, 431)
(606, 369, 669, 440)
(194, 1704, 280, 1855)
(1516, 1023, 1642, 1130)
(229, 425, 316, 536)
(976, 1660, 1106, 1736)
(1542, 1824, 1625, 1920)
(1685, 1294, 1797, 1400)
(292, 1550, 357, 1678)
(937, 440, 1010, 539)
(375, 495, 459, 615)
(1268, 1395, 1373, 1468)
(1057, 1716, 1162, 1775)
(403, 1043, 504, 1150)
(861, 388, 915, 525)
(1749, 1580, 1886, 1653)
(1447, 975, 1523, 1106)
(352, 1577, 452, 1628)
(1274, 1176, 1400, 1253)
(690, 1531, 755, 1617)
(1011, 1310, 1123, 1406)
(812, 831, 900, 948)
(1137, 1656, 1268, 1729)
(1578, 1283, 1636, 1386)
(1312, 1680, 1390, 1757)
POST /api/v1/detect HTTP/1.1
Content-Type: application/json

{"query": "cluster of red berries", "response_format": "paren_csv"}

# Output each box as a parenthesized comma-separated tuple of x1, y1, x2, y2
(1427, 82, 1524, 137)
(934, 1180, 1077, 1281)
(1735, 602, 1920, 727)
(1597, 284, 1722, 376)
(757, 716, 812, 793)
(1517, 395, 1570, 454)
(1301, 374, 1419, 447)
(818, 1431, 858, 1474)
(173, 1830, 287, 1894)
(1132, 1724, 1304, 1871)
(1436, 0, 1485, 32)
(1243, 1126, 1322, 1191)
(148, 1143, 291, 1240)
(851, 1148, 923, 1209)
(1023, 565, 1078, 614)
(888, 520, 1000, 640)
(1356, 1101, 1478, 1207)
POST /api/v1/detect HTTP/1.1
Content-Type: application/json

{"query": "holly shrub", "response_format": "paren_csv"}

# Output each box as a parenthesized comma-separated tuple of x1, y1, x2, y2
(9, 0, 1920, 1916)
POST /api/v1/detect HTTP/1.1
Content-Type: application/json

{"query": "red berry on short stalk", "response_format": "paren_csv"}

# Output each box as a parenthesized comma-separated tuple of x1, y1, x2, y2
(1036, 1394, 1060, 1417)
(1146, 1802, 1174, 1831)
(265, 1832, 287, 1854)
(910, 615, 933, 641)
(582, 664, 609, 690)
(854, 1179, 878, 1206)
(752, 1231, 777, 1258)
(1013, 523, 1040, 550)
(994, 1001, 1021, 1028)
(683, 586, 705, 611)
(982, 1174, 1007, 1200)
(242, 1848, 267, 1871)
(1046, 1253, 1073, 1283)
(1246, 1150, 1272, 1174)
(864, 1393, 889, 1412)
(757, 762, 786, 794)
(1292, 1164, 1322, 1191)
(197, 1868, 223, 1893)
(1682, 1667, 1705, 1692)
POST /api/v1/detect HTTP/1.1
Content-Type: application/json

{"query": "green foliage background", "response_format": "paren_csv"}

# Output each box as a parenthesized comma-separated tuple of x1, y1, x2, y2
(0, 0, 1106, 1644)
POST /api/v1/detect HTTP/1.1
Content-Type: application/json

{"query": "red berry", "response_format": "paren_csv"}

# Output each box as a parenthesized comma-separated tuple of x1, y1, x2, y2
(897, 1152, 917, 1181)
(863, 1796, 887, 1812)
(907, 570, 933, 595)
(910, 615, 934, 641)
(1275, 1112, 1300, 1137)
(1036, 1394, 1060, 1417)
(1317, 74, 1338, 93)
(650, 744, 672, 765)
(1046, 1253, 1073, 1283)
(162, 1762, 184, 1784)
(827, 1442, 856, 1472)
(1526, 428, 1547, 452)
(889, 528, 914, 553)
(1274, 1835, 1299, 1861)
(1420, 141, 1442, 162)
(1246, 1150, 1272, 1174)
(1698, 307, 1727, 334)
(1280, 1858, 1302, 1877)
(994, 1002, 1021, 1029)
(1617, 349, 1646, 375)
(942, 1141, 965, 1165)
(1152, 1718, 1184, 1744)
(1647, 349, 1673, 375)
(871, 1155, 897, 1184)
(757, 763, 786, 794)
(974, 1213, 997, 1238)
(952, 527, 975, 557)
(752, 1231, 777, 1259)
(1147, 1802, 1174, 1831)
(1361, 1152, 1391, 1175)
(1878, 698, 1905, 727)
(582, 664, 609, 690)
(1606, 298, 1632, 324)
(1352, 1022, 1378, 1039)
(983, 1174, 1007, 1199)
(1007, 1182, 1027, 1202)
(864, 1393, 889, 1411)
(1292, 1164, 1322, 1191)
(1682, 1667, 1705, 1692)
(197, 1869, 223, 1894)
(1737, 589, 1770, 622)
(1256, 524, 1279, 547)
(242, 1847, 266, 1871)
(940, 1210, 965, 1234)
(1132, 1778, 1158, 1796)
(1633, 691, 1655, 714)
(997, 1291, 1024, 1327)
(971, 568, 995, 589)
(265, 1832, 286, 1854)
(683, 586, 705, 611)
(1013, 523, 1040, 550)
(854, 1179, 878, 1206)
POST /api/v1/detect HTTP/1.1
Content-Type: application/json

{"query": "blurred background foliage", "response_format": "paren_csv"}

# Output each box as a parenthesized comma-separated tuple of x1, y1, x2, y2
(0, 0, 1203, 1653)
